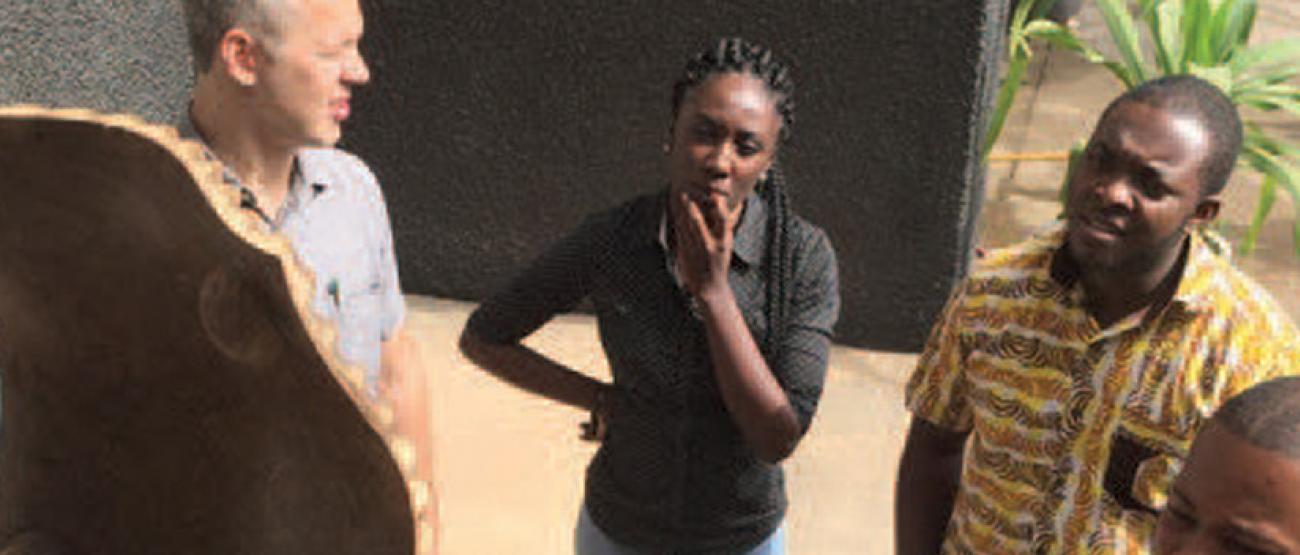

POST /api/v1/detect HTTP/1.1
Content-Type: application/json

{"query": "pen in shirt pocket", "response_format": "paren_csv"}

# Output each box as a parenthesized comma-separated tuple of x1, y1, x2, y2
(327, 278, 341, 308)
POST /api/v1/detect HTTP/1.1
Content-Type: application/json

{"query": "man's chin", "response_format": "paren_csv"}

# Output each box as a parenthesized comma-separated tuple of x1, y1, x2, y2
(1067, 235, 1125, 273)
(302, 120, 344, 148)
(303, 132, 341, 149)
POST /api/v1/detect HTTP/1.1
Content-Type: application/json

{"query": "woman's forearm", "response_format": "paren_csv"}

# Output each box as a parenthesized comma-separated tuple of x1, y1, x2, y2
(696, 286, 801, 463)
(458, 329, 606, 412)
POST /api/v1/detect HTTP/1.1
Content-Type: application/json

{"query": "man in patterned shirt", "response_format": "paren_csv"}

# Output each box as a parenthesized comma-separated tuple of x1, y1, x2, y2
(895, 75, 1300, 554)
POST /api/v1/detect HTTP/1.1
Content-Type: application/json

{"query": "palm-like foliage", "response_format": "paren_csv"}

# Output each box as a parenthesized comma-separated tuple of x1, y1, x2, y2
(985, 0, 1300, 256)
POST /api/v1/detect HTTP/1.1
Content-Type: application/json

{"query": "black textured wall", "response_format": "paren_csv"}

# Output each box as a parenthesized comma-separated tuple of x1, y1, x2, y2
(347, 1, 1006, 351)
(0, 0, 191, 123)
(3, 0, 1007, 352)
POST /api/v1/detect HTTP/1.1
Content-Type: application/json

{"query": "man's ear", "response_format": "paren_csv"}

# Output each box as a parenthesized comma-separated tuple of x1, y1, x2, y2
(218, 28, 261, 87)
(1190, 194, 1221, 227)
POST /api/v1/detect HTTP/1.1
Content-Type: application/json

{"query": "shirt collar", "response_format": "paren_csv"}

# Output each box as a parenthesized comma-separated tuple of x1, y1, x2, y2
(654, 190, 768, 267)
(176, 105, 332, 196)
(1048, 222, 1226, 315)
(295, 152, 331, 196)
(1167, 227, 1229, 313)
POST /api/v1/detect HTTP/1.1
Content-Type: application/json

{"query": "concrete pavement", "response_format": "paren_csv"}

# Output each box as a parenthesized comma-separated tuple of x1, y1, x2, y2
(408, 297, 914, 554)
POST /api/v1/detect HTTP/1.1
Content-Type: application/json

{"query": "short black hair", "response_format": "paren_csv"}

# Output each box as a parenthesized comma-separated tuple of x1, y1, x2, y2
(1213, 376, 1300, 459)
(671, 37, 795, 144)
(1098, 75, 1243, 197)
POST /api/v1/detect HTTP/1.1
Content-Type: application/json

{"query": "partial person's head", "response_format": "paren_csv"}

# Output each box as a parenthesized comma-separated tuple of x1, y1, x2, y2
(1155, 376, 1300, 555)
(180, 0, 369, 147)
(667, 38, 794, 212)
(1065, 75, 1241, 273)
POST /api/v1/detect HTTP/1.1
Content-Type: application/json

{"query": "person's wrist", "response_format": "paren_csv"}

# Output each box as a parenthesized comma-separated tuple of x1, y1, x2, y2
(580, 384, 614, 442)
(694, 280, 734, 308)
(592, 385, 607, 414)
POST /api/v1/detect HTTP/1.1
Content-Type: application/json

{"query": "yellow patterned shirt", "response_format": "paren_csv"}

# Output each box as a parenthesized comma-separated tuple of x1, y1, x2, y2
(906, 223, 1300, 554)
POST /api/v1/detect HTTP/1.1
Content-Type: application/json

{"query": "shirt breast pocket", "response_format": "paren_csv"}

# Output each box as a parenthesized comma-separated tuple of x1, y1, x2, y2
(337, 268, 384, 329)
(1104, 420, 1187, 516)
(1105, 352, 1207, 515)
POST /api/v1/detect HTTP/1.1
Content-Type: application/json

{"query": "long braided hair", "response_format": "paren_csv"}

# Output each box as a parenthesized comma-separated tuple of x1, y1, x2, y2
(671, 37, 797, 360)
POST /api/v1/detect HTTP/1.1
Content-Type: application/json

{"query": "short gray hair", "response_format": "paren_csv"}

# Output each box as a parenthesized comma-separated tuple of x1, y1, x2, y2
(179, 0, 284, 74)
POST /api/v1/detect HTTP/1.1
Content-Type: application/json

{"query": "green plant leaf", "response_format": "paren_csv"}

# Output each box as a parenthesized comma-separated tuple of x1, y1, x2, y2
(1137, 0, 1162, 18)
(1151, 0, 1185, 75)
(1240, 171, 1278, 255)
(1268, 138, 1300, 161)
(1234, 69, 1300, 97)
(1242, 88, 1300, 117)
(1007, 0, 1038, 57)
(1030, 0, 1064, 20)
(982, 49, 1033, 160)
(1025, 21, 1108, 62)
(1211, 0, 1256, 63)
(1230, 39, 1300, 75)
(1097, 0, 1150, 86)
(1236, 0, 1257, 46)
(981, 0, 1046, 159)
(1278, 176, 1300, 257)
(1242, 94, 1300, 119)
(1241, 145, 1300, 256)
(1181, 0, 1207, 66)
(1023, 20, 1138, 86)
(1246, 126, 1300, 161)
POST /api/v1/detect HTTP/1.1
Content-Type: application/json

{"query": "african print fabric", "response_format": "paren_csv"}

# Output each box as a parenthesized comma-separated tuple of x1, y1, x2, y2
(906, 222, 1300, 554)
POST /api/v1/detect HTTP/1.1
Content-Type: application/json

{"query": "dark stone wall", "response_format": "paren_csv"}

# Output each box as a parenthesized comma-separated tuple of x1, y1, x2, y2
(3, 0, 1007, 352)
(347, 1, 1006, 351)
(0, 0, 191, 123)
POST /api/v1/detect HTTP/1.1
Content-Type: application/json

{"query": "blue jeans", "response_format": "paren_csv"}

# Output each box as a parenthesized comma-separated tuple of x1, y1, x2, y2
(574, 503, 786, 555)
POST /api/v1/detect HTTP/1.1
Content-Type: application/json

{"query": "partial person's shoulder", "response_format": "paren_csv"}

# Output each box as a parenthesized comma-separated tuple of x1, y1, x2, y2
(971, 221, 1064, 279)
(575, 192, 662, 239)
(1184, 232, 1300, 344)
(600, 192, 661, 222)
(786, 213, 835, 261)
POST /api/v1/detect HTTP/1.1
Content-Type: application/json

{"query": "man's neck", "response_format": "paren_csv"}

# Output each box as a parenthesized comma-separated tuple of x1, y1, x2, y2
(189, 79, 297, 216)
(1079, 235, 1189, 330)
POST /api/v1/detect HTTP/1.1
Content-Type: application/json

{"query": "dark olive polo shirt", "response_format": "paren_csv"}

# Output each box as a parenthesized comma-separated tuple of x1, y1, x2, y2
(466, 190, 839, 553)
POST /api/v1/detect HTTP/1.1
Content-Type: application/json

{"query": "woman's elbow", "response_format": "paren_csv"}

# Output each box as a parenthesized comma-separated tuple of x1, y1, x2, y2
(753, 415, 804, 464)
(458, 328, 492, 366)
(755, 439, 798, 464)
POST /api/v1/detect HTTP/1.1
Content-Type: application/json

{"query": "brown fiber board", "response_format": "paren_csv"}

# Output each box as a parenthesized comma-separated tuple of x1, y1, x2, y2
(0, 107, 414, 554)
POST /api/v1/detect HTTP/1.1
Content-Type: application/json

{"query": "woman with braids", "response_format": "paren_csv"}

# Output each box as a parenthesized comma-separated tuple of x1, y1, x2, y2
(459, 37, 840, 554)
